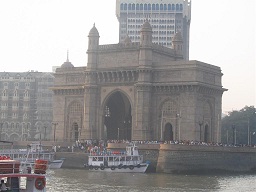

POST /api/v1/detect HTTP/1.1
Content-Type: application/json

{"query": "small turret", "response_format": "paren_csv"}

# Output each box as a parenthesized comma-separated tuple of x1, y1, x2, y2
(172, 31, 183, 56)
(87, 23, 100, 70)
(88, 23, 100, 50)
(140, 20, 152, 47)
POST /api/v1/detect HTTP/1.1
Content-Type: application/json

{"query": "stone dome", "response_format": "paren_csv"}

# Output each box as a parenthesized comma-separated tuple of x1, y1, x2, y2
(61, 51, 74, 68)
(140, 20, 152, 32)
(89, 23, 99, 36)
(61, 60, 74, 68)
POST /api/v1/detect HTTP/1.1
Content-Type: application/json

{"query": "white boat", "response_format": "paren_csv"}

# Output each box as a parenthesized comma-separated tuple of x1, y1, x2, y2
(0, 142, 64, 169)
(0, 156, 48, 192)
(84, 143, 149, 173)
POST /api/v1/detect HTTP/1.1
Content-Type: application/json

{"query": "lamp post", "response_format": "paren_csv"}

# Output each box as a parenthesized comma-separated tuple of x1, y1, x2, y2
(117, 128, 120, 140)
(52, 122, 58, 142)
(247, 117, 250, 145)
(232, 124, 235, 145)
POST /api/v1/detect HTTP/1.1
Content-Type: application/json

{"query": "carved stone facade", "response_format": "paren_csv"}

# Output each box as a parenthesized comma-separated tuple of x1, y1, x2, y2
(52, 22, 227, 143)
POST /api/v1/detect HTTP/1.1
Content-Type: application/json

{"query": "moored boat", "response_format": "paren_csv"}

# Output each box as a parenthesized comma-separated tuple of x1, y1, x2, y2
(0, 142, 64, 169)
(0, 156, 48, 191)
(84, 143, 149, 173)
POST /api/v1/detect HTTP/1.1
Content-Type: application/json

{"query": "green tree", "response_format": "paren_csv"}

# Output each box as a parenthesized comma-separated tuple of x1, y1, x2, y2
(221, 106, 256, 145)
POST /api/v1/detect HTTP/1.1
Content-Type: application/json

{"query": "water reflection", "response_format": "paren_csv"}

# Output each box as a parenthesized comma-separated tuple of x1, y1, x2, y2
(46, 169, 256, 192)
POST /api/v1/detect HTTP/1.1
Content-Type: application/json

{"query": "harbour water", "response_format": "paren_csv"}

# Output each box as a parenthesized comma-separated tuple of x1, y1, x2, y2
(45, 168, 256, 192)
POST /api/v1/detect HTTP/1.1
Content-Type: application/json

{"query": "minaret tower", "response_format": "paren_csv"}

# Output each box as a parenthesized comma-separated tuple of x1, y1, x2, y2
(83, 24, 100, 140)
(172, 31, 183, 58)
(134, 21, 153, 140)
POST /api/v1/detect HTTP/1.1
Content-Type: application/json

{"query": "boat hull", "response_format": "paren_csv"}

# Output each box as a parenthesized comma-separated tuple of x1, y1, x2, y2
(49, 159, 64, 169)
(85, 163, 149, 173)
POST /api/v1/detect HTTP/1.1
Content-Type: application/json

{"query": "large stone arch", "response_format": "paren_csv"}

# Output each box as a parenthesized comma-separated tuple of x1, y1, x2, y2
(101, 90, 132, 141)
(67, 100, 83, 142)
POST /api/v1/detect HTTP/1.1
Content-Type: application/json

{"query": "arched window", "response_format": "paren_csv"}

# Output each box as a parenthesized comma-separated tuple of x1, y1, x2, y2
(172, 4, 175, 10)
(128, 3, 131, 10)
(164, 4, 167, 10)
(156, 4, 159, 10)
(124, 3, 127, 10)
(132, 4, 135, 10)
(148, 4, 151, 10)
(152, 4, 155, 10)
(120, 3, 123, 10)
(144, 3, 147, 10)
(140, 3, 143, 10)
(160, 4, 163, 10)
(176, 4, 179, 11)
(168, 4, 171, 10)
(136, 4, 139, 10)
(180, 4, 183, 11)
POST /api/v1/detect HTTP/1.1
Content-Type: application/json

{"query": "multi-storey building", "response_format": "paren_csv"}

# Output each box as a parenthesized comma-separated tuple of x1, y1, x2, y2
(0, 71, 54, 141)
(116, 0, 191, 60)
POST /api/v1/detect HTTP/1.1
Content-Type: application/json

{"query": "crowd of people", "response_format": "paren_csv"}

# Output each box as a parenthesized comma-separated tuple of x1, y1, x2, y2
(51, 138, 256, 154)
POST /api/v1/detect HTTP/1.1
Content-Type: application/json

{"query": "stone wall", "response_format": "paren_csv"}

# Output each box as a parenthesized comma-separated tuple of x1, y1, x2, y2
(157, 144, 256, 173)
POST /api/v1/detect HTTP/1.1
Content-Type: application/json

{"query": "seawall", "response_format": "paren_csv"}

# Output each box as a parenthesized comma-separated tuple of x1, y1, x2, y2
(54, 143, 256, 173)
(157, 144, 256, 173)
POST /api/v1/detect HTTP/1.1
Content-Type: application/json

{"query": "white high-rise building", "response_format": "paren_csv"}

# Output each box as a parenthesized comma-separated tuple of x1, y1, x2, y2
(116, 0, 191, 60)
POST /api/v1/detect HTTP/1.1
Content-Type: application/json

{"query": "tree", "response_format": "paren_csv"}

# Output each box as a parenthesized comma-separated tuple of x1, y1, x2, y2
(221, 106, 256, 145)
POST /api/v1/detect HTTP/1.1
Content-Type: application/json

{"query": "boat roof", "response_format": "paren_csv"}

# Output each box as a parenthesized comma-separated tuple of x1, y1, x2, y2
(0, 173, 45, 178)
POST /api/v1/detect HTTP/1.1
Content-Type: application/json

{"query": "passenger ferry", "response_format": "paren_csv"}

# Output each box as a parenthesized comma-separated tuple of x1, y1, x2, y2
(0, 142, 63, 169)
(84, 143, 149, 173)
(0, 156, 48, 191)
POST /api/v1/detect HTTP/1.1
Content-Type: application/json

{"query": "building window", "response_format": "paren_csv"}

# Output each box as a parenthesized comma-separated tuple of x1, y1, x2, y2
(172, 4, 175, 10)
(132, 3, 135, 10)
(176, 4, 179, 11)
(144, 4, 147, 10)
(156, 4, 159, 10)
(140, 3, 143, 10)
(168, 4, 171, 10)
(136, 4, 139, 10)
(152, 4, 155, 10)
(128, 3, 131, 10)
(160, 4, 163, 10)
(180, 4, 183, 11)
(148, 4, 151, 10)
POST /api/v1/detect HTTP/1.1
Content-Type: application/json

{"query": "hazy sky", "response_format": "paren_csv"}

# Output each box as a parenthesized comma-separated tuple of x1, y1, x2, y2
(0, 0, 255, 113)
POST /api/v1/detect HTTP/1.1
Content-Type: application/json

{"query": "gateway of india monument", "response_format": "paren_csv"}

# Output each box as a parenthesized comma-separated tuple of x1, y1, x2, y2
(52, 21, 226, 143)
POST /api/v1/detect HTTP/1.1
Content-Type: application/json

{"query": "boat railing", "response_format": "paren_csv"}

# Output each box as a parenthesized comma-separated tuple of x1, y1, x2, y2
(90, 150, 126, 156)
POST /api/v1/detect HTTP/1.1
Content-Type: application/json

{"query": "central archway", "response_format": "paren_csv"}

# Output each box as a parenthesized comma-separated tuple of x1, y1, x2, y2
(103, 91, 132, 141)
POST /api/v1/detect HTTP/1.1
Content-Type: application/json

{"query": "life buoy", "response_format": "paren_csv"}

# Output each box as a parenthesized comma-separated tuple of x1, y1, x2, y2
(111, 166, 115, 170)
(100, 166, 105, 170)
(35, 178, 46, 190)
(94, 166, 99, 170)
(129, 165, 134, 170)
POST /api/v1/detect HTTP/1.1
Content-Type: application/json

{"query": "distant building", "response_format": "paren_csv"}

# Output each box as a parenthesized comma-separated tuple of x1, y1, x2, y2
(0, 71, 54, 141)
(116, 0, 191, 60)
